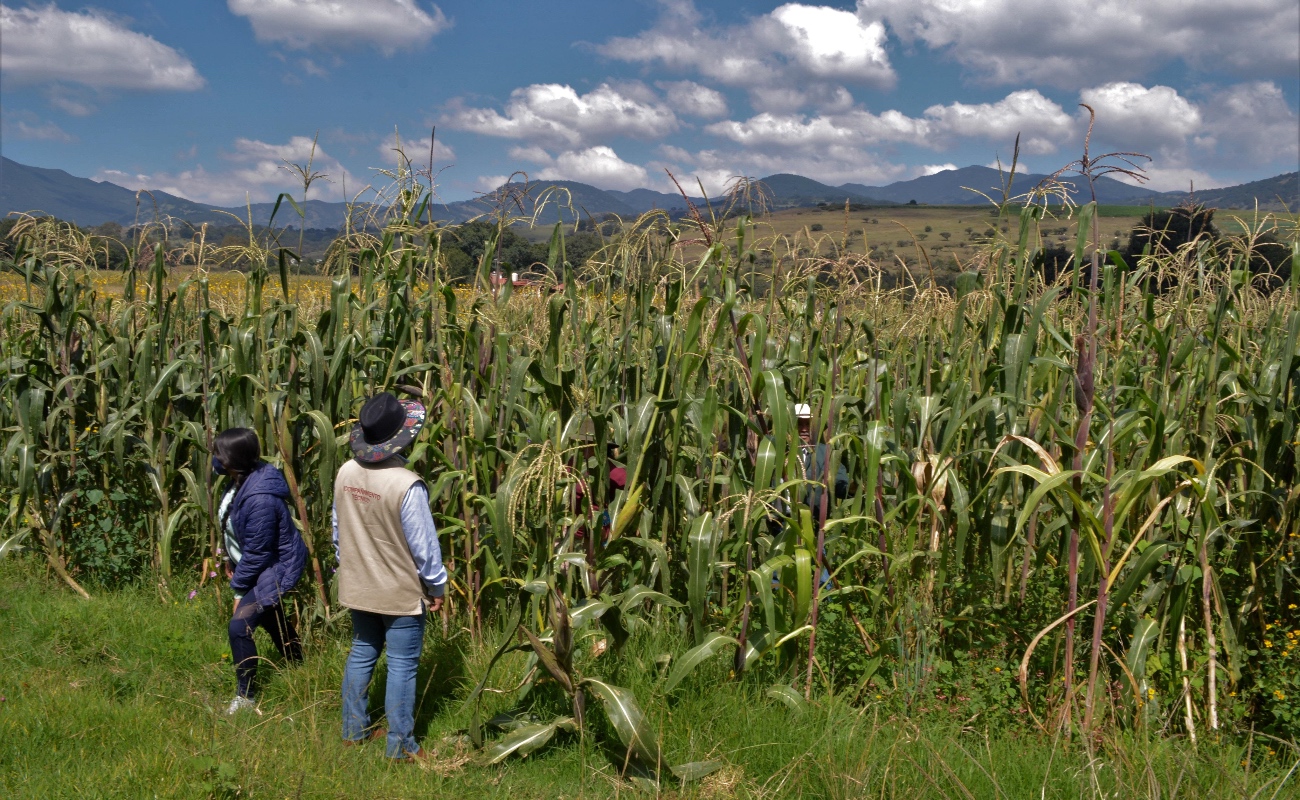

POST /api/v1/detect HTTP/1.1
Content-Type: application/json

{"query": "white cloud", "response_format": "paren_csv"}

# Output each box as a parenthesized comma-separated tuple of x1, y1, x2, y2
(705, 109, 927, 148)
(688, 77, 1295, 190)
(444, 83, 679, 148)
(657, 165, 739, 198)
(535, 146, 651, 192)
(1073, 81, 1298, 189)
(658, 80, 728, 118)
(984, 159, 1031, 173)
(476, 146, 655, 193)
(922, 90, 1075, 154)
(1079, 83, 1201, 151)
(507, 145, 552, 163)
(1, 111, 75, 142)
(0, 4, 204, 90)
(227, 0, 449, 52)
(658, 144, 695, 164)
(401, 77, 1293, 202)
(767, 4, 890, 82)
(704, 90, 1075, 157)
(299, 58, 330, 78)
(860, 0, 1300, 87)
(597, 0, 893, 111)
(595, 1, 768, 85)
(47, 87, 97, 116)
(684, 88, 1081, 190)
(664, 144, 908, 191)
(96, 136, 357, 206)
(1199, 81, 1299, 165)
(747, 84, 857, 114)
(375, 134, 455, 164)
(1112, 165, 1224, 193)
(474, 174, 512, 193)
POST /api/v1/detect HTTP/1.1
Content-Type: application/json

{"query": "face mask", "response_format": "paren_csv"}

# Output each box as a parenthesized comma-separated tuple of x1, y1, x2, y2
(212, 456, 228, 476)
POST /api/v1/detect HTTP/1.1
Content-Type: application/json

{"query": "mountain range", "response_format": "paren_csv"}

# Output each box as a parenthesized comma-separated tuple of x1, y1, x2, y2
(2, 156, 1295, 230)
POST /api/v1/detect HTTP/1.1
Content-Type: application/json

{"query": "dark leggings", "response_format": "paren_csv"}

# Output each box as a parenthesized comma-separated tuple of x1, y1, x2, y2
(228, 599, 303, 698)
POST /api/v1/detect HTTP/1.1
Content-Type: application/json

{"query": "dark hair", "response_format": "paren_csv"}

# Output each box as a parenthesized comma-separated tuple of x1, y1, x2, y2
(214, 427, 262, 486)
(215, 428, 262, 536)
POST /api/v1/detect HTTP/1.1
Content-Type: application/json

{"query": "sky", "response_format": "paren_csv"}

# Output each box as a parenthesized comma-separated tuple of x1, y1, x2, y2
(1, 0, 1297, 205)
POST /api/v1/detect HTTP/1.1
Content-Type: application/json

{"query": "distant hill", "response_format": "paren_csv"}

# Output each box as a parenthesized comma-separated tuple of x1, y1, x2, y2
(1, 157, 227, 227)
(436, 181, 710, 223)
(461, 179, 638, 223)
(841, 166, 1299, 210)
(606, 187, 708, 214)
(1166, 172, 1296, 211)
(232, 198, 372, 229)
(754, 173, 876, 207)
(3, 156, 1295, 229)
(842, 166, 1156, 206)
(0, 157, 365, 228)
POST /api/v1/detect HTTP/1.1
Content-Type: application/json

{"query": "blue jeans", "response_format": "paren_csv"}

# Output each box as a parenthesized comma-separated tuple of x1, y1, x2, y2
(342, 609, 426, 759)
(229, 600, 301, 698)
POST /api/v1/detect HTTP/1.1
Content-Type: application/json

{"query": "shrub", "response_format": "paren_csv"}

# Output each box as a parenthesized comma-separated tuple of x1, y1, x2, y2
(58, 437, 154, 587)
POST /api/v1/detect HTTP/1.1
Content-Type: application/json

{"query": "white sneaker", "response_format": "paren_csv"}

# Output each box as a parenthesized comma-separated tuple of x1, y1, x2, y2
(225, 695, 257, 716)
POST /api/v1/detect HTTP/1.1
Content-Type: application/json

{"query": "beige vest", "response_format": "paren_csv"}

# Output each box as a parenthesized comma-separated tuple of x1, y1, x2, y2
(334, 458, 425, 616)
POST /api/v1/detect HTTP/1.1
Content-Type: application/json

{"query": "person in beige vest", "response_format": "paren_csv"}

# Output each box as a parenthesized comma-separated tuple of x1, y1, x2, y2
(333, 392, 446, 761)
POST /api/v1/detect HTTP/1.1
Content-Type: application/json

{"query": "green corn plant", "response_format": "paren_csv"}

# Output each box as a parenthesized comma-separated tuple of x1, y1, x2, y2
(1, 134, 1296, 743)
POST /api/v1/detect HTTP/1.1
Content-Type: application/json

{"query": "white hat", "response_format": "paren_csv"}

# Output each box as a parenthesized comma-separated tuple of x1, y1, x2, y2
(794, 403, 811, 419)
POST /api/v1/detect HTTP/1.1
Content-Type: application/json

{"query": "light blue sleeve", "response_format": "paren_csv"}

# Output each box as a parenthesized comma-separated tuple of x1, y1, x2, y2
(400, 482, 447, 597)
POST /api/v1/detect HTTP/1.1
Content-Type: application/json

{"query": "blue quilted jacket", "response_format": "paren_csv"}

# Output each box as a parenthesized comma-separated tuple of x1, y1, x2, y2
(227, 462, 308, 608)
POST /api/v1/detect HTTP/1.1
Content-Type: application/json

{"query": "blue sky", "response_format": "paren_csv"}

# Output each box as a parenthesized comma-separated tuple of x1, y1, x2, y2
(2, 0, 1297, 205)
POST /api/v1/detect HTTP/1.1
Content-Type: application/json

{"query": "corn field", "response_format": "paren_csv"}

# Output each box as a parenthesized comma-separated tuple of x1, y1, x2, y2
(2, 154, 1298, 759)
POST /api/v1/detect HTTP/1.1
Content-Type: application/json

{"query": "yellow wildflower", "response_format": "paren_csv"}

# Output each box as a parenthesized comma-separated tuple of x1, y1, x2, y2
(1265, 640, 1273, 648)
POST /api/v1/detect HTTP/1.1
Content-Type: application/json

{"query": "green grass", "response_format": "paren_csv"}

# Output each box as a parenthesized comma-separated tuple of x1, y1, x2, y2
(1095, 204, 1166, 217)
(2, 559, 1294, 799)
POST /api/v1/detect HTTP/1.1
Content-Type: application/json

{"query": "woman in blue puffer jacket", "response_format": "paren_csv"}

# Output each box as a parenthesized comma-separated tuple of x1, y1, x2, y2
(213, 428, 307, 714)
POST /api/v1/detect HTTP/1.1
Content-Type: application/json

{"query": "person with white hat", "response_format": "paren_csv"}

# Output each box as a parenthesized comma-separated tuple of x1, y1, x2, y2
(332, 392, 447, 761)
(794, 403, 848, 590)
(794, 403, 848, 515)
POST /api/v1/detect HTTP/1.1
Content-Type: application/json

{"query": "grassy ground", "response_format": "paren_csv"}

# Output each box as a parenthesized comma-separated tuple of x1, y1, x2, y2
(2, 558, 1295, 799)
